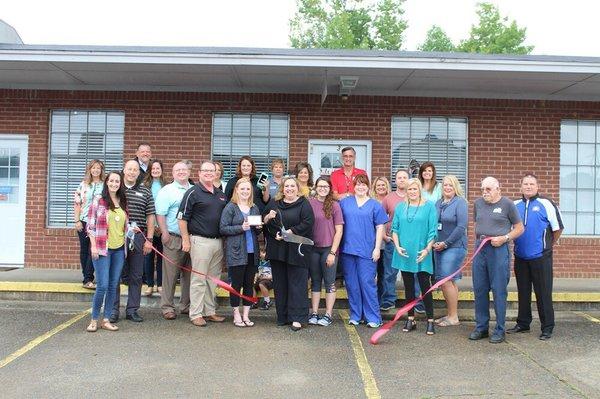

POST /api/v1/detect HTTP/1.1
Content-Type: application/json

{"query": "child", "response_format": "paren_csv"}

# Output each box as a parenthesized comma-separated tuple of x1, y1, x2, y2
(254, 249, 273, 310)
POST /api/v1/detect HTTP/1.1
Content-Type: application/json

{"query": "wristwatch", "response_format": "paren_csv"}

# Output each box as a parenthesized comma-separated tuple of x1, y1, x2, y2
(504, 234, 510, 242)
(329, 251, 336, 256)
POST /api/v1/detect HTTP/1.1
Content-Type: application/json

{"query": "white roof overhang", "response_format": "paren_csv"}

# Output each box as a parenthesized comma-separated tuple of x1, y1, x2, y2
(1, 45, 600, 101)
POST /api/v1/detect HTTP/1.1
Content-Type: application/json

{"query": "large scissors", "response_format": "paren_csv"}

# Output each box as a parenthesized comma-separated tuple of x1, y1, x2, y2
(274, 210, 314, 257)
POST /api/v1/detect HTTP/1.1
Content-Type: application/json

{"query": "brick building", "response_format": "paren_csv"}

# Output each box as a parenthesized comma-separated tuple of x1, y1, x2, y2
(0, 42, 599, 277)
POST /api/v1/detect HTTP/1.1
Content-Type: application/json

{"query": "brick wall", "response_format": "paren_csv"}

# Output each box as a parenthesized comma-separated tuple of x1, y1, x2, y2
(1, 89, 599, 277)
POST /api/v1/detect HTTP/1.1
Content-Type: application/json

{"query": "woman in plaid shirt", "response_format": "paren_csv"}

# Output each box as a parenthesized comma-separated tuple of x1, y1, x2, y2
(86, 171, 128, 333)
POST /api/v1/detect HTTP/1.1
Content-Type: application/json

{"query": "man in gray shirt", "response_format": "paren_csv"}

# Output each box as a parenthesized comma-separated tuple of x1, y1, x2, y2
(469, 177, 524, 344)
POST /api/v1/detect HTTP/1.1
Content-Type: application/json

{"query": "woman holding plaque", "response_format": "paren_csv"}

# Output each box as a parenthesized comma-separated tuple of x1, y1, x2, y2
(220, 178, 262, 327)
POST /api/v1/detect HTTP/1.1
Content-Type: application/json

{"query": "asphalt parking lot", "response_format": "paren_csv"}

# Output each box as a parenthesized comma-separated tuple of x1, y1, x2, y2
(1, 300, 599, 399)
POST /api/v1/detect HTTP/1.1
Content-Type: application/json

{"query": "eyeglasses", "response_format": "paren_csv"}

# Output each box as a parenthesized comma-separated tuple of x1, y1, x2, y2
(200, 169, 216, 173)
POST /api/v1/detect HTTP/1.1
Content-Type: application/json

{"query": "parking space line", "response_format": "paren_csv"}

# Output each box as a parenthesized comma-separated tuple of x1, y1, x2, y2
(339, 310, 381, 399)
(0, 308, 90, 370)
(573, 311, 600, 324)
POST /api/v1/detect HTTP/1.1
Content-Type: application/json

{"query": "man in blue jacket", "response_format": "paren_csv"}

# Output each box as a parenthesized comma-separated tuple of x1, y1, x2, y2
(509, 174, 563, 340)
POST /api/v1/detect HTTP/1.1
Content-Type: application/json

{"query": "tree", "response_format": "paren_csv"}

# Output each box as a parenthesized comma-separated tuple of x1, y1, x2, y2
(457, 2, 533, 54)
(289, 0, 408, 50)
(418, 25, 455, 52)
(417, 2, 534, 55)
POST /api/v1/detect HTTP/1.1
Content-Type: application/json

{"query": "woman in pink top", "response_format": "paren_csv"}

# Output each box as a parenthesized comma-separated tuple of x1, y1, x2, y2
(308, 177, 344, 326)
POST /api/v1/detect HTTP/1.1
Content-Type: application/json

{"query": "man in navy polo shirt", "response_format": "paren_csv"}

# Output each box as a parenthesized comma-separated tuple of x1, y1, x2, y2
(508, 174, 564, 340)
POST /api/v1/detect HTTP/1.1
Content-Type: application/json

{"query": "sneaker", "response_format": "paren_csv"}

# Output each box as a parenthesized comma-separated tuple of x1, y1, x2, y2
(348, 319, 360, 326)
(380, 303, 394, 311)
(367, 321, 382, 328)
(308, 312, 319, 325)
(259, 300, 272, 310)
(250, 302, 259, 310)
(317, 314, 333, 326)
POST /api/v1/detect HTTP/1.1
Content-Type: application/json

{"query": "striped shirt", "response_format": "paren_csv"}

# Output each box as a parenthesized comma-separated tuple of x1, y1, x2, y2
(124, 183, 155, 232)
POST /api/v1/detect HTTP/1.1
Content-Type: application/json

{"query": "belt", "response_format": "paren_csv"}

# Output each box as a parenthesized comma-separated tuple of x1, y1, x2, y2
(478, 235, 490, 240)
(191, 234, 220, 239)
(169, 232, 181, 238)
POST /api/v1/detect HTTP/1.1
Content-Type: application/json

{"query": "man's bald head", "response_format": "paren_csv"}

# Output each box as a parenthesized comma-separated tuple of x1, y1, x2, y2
(481, 176, 501, 203)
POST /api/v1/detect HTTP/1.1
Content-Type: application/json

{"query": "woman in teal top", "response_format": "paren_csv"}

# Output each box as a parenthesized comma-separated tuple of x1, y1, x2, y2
(142, 159, 168, 296)
(392, 178, 438, 335)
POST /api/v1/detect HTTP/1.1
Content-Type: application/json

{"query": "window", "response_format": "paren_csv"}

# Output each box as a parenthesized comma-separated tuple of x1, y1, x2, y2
(391, 117, 468, 189)
(48, 110, 125, 227)
(560, 120, 600, 235)
(212, 113, 289, 180)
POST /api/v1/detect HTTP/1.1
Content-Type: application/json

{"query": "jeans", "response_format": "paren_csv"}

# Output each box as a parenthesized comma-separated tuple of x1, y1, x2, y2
(379, 241, 398, 306)
(472, 241, 510, 335)
(113, 234, 145, 317)
(91, 247, 125, 320)
(143, 235, 163, 287)
(77, 221, 94, 284)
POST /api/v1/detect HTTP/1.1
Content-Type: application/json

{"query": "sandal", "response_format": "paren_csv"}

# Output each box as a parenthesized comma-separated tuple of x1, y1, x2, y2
(101, 319, 119, 331)
(437, 318, 460, 327)
(82, 282, 96, 290)
(86, 320, 98, 332)
(242, 319, 255, 327)
(233, 308, 245, 327)
(402, 318, 416, 332)
(434, 316, 448, 324)
(144, 286, 154, 296)
(233, 320, 246, 328)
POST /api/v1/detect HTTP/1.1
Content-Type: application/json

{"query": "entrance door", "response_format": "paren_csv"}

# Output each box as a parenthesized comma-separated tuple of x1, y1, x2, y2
(0, 136, 28, 267)
(308, 140, 372, 180)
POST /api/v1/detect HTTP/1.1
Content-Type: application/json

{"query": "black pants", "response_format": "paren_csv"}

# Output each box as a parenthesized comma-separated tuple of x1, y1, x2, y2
(401, 271, 433, 319)
(77, 221, 94, 284)
(113, 234, 145, 316)
(514, 252, 554, 333)
(230, 254, 257, 307)
(271, 259, 309, 324)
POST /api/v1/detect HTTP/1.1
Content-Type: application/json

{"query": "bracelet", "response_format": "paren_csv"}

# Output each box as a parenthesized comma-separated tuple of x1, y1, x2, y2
(329, 251, 336, 256)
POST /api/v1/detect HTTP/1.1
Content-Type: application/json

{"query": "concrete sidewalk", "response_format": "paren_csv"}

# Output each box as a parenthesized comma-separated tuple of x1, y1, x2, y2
(1, 267, 599, 309)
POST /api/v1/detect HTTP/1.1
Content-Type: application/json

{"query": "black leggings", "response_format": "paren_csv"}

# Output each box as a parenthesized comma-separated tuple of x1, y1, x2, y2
(229, 254, 257, 307)
(401, 271, 434, 319)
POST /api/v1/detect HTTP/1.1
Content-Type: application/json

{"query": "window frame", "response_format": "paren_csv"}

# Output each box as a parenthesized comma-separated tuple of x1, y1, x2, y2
(390, 115, 469, 195)
(559, 119, 599, 236)
(210, 112, 290, 181)
(46, 109, 125, 228)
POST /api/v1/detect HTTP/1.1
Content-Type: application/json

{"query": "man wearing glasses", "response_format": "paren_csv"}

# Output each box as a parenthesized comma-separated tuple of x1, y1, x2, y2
(178, 161, 228, 327)
(330, 146, 367, 200)
(469, 177, 524, 344)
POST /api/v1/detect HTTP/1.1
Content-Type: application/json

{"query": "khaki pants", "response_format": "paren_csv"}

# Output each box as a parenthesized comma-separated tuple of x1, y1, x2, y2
(160, 235, 191, 315)
(189, 235, 224, 319)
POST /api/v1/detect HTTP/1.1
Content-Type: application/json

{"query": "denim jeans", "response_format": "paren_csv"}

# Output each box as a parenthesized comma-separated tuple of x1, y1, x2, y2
(379, 241, 398, 306)
(91, 246, 125, 320)
(472, 241, 510, 335)
(77, 221, 95, 284)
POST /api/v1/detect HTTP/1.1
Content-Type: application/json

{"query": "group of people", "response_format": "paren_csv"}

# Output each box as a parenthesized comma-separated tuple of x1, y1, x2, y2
(74, 144, 563, 342)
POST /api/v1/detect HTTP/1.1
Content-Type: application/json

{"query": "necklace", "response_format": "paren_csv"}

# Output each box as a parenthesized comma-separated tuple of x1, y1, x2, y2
(406, 201, 420, 223)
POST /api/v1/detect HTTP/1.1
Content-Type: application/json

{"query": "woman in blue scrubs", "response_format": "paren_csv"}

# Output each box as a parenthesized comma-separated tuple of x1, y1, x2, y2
(339, 174, 387, 328)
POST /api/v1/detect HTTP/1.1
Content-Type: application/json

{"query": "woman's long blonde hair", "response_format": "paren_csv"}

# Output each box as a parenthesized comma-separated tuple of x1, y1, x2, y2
(231, 177, 255, 207)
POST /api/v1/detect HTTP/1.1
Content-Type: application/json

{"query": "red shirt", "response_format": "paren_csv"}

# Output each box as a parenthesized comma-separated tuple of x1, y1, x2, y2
(330, 167, 367, 195)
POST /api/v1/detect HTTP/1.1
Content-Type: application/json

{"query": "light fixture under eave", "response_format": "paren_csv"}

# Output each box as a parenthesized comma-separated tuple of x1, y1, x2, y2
(339, 75, 359, 100)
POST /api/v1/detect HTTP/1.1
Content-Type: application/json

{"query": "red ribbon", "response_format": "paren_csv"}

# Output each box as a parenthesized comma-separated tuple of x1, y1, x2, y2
(138, 232, 258, 304)
(370, 237, 492, 345)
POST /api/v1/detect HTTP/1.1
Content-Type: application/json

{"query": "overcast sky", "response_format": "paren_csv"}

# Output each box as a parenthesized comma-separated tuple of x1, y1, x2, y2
(2, 0, 599, 56)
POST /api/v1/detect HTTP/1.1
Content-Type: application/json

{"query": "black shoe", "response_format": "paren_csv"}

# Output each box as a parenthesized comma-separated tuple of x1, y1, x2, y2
(290, 322, 302, 331)
(489, 333, 505, 344)
(426, 321, 435, 335)
(402, 319, 416, 332)
(539, 332, 552, 341)
(250, 302, 258, 310)
(469, 330, 489, 340)
(108, 314, 119, 324)
(260, 300, 272, 310)
(277, 321, 289, 326)
(126, 312, 144, 322)
(506, 325, 530, 334)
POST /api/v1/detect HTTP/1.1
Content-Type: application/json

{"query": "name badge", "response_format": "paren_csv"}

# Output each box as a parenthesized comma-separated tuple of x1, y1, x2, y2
(437, 223, 443, 231)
